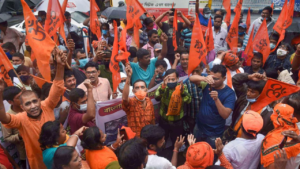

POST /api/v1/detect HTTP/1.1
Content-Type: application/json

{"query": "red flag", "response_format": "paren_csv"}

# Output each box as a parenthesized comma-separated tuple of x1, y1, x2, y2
(253, 19, 271, 65)
(61, 0, 68, 13)
(285, 0, 295, 29)
(31, 75, 53, 89)
(0, 46, 13, 86)
(244, 28, 254, 66)
(188, 15, 207, 75)
(251, 79, 300, 112)
(44, 0, 65, 38)
(226, 8, 241, 54)
(234, 0, 243, 13)
(273, 0, 288, 34)
(109, 21, 121, 93)
(116, 27, 130, 61)
(90, 0, 101, 40)
(172, 2, 174, 9)
(246, 7, 251, 33)
(126, 0, 146, 28)
(223, 0, 231, 26)
(271, 2, 274, 15)
(21, 0, 56, 81)
(134, 19, 142, 48)
(172, 9, 178, 51)
(205, 18, 214, 52)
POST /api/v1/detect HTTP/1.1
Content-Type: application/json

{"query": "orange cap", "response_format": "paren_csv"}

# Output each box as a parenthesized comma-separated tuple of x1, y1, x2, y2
(223, 53, 239, 67)
(186, 142, 214, 169)
(242, 110, 263, 137)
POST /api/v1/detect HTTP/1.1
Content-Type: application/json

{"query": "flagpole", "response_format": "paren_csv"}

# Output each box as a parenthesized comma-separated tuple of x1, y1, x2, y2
(55, 44, 71, 70)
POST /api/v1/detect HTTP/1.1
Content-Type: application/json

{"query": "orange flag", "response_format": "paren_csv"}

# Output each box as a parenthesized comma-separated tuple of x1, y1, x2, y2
(234, 0, 243, 13)
(126, 0, 146, 29)
(134, 19, 142, 48)
(31, 75, 53, 88)
(44, 0, 65, 38)
(205, 18, 214, 52)
(244, 28, 254, 66)
(109, 21, 121, 93)
(270, 30, 286, 53)
(116, 28, 130, 61)
(285, 0, 295, 29)
(172, 9, 178, 51)
(0, 46, 13, 86)
(21, 0, 56, 81)
(246, 7, 251, 33)
(273, 0, 288, 34)
(226, 7, 241, 54)
(90, 0, 101, 40)
(188, 15, 207, 75)
(251, 79, 300, 112)
(271, 2, 274, 15)
(62, 0, 68, 13)
(253, 19, 270, 65)
(223, 0, 231, 26)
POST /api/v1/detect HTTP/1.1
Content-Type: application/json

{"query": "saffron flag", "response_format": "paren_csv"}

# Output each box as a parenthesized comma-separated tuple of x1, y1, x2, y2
(31, 75, 53, 89)
(205, 18, 214, 53)
(271, 2, 274, 15)
(244, 28, 254, 66)
(126, 0, 146, 29)
(246, 7, 251, 33)
(90, 0, 101, 40)
(253, 19, 270, 65)
(270, 30, 286, 53)
(21, 0, 56, 81)
(134, 19, 142, 48)
(61, 0, 68, 13)
(0, 46, 13, 86)
(226, 7, 241, 54)
(116, 27, 130, 61)
(109, 21, 121, 93)
(273, 0, 288, 34)
(285, 0, 295, 29)
(173, 9, 178, 51)
(234, 0, 243, 13)
(223, 0, 231, 26)
(188, 15, 207, 75)
(251, 79, 300, 112)
(44, 0, 65, 38)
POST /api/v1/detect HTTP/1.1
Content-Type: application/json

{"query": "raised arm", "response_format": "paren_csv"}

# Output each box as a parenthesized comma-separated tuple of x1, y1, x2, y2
(172, 53, 180, 69)
(157, 33, 168, 60)
(189, 74, 214, 86)
(82, 79, 96, 124)
(148, 68, 159, 89)
(178, 11, 191, 28)
(66, 126, 87, 147)
(122, 63, 132, 102)
(66, 39, 75, 67)
(195, 0, 200, 14)
(155, 11, 170, 28)
(83, 17, 90, 27)
(0, 79, 11, 124)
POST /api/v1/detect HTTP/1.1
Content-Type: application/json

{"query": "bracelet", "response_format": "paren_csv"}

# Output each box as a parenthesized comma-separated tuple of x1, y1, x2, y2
(70, 134, 79, 139)
(173, 149, 178, 153)
(111, 144, 116, 150)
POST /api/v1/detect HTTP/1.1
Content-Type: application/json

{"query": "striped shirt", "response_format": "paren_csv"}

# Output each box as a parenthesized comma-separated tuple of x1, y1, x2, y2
(181, 28, 192, 49)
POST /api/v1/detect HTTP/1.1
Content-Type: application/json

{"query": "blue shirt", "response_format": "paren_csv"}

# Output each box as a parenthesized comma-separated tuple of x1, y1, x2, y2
(130, 58, 157, 87)
(184, 79, 203, 119)
(43, 143, 67, 169)
(197, 85, 236, 137)
(199, 13, 214, 27)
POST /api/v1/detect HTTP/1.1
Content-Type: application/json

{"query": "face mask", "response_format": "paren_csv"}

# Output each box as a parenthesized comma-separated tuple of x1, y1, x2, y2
(270, 43, 276, 49)
(161, 71, 166, 77)
(78, 58, 89, 68)
(5, 52, 12, 59)
(167, 82, 177, 89)
(79, 104, 87, 111)
(13, 64, 21, 69)
(277, 49, 287, 57)
(37, 16, 42, 22)
(20, 75, 30, 83)
(238, 32, 245, 36)
(102, 30, 108, 35)
(100, 18, 108, 23)
(237, 47, 241, 52)
(204, 13, 211, 19)
(246, 95, 259, 103)
(119, 82, 125, 90)
(135, 90, 147, 101)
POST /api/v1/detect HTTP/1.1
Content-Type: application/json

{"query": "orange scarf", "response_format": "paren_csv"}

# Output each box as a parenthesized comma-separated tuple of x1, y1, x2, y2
(227, 68, 241, 88)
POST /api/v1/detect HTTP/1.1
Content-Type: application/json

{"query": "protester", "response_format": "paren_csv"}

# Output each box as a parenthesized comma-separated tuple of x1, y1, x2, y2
(64, 12, 78, 38)
(73, 49, 89, 70)
(173, 52, 189, 77)
(243, 53, 265, 75)
(0, 144, 15, 169)
(101, 23, 111, 43)
(0, 49, 66, 168)
(212, 15, 228, 49)
(98, 50, 113, 88)
(215, 10, 227, 30)
(81, 126, 122, 169)
(0, 21, 25, 51)
(140, 17, 156, 47)
(180, 15, 195, 49)
(38, 11, 47, 26)
(196, 1, 214, 27)
(264, 43, 292, 70)
(122, 63, 155, 137)
(16, 65, 33, 90)
(148, 59, 168, 89)
(64, 69, 77, 100)
(142, 30, 159, 58)
(52, 146, 82, 169)
(112, 72, 134, 99)
(152, 43, 171, 69)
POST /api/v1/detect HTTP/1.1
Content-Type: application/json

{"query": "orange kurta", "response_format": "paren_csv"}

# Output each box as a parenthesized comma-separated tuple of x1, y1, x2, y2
(86, 146, 118, 169)
(3, 80, 64, 169)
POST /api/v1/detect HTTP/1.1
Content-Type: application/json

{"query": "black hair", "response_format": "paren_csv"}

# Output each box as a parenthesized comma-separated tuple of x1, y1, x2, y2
(117, 138, 148, 169)
(155, 59, 167, 69)
(262, 6, 273, 15)
(270, 33, 280, 42)
(84, 61, 99, 71)
(38, 11, 46, 16)
(214, 15, 223, 21)
(265, 68, 279, 79)
(206, 166, 226, 169)
(211, 65, 227, 77)
(12, 52, 24, 60)
(52, 146, 76, 169)
(101, 23, 109, 30)
(216, 10, 226, 17)
(2, 42, 16, 52)
(279, 42, 292, 52)
(3, 86, 21, 102)
(39, 120, 61, 150)
(140, 125, 165, 148)
(238, 38, 243, 45)
(73, 49, 85, 59)
(287, 93, 300, 115)
(16, 65, 29, 74)
(64, 11, 71, 17)
(69, 88, 86, 103)
(147, 30, 158, 38)
(175, 46, 187, 55)
(133, 79, 147, 88)
(246, 80, 266, 94)
(64, 69, 75, 81)
(143, 17, 154, 26)
(129, 47, 137, 58)
(136, 48, 150, 60)
(181, 52, 189, 57)
(0, 21, 8, 27)
(165, 69, 178, 78)
(81, 126, 103, 150)
(253, 52, 263, 61)
(241, 124, 256, 139)
(108, 37, 114, 46)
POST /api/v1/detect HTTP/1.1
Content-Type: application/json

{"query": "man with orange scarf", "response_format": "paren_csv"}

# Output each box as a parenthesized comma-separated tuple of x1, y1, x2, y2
(261, 103, 300, 169)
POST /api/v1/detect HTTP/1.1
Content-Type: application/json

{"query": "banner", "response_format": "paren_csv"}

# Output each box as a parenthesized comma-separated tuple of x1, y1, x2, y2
(95, 76, 188, 145)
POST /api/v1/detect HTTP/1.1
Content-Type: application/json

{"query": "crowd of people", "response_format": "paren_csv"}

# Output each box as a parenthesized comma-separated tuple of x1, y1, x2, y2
(0, 1, 300, 169)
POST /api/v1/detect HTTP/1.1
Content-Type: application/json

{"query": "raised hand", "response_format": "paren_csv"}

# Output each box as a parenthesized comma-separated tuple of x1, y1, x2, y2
(125, 63, 132, 78)
(213, 138, 224, 156)
(187, 134, 196, 146)
(174, 135, 185, 151)
(74, 126, 88, 137)
(161, 32, 168, 42)
(83, 79, 93, 89)
(204, 75, 214, 84)
(249, 73, 265, 81)
(175, 53, 180, 61)
(66, 39, 75, 51)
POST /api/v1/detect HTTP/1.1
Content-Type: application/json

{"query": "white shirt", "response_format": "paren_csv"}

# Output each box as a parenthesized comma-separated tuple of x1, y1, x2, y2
(109, 23, 122, 37)
(247, 17, 275, 38)
(64, 23, 78, 37)
(212, 27, 228, 49)
(216, 134, 265, 169)
(145, 155, 176, 169)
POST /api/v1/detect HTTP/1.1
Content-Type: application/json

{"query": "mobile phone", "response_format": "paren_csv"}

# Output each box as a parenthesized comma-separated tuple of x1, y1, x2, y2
(119, 129, 128, 141)
(279, 136, 287, 149)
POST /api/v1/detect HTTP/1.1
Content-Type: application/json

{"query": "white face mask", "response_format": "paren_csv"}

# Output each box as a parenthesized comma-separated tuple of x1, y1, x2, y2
(237, 47, 241, 52)
(277, 49, 287, 57)
(204, 13, 211, 19)
(78, 104, 87, 111)
(100, 18, 108, 23)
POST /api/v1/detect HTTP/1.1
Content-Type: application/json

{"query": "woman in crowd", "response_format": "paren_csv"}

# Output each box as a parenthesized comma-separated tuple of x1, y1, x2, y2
(52, 146, 82, 169)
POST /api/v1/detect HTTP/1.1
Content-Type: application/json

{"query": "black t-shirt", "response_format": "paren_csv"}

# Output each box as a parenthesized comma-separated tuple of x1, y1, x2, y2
(161, 22, 184, 55)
